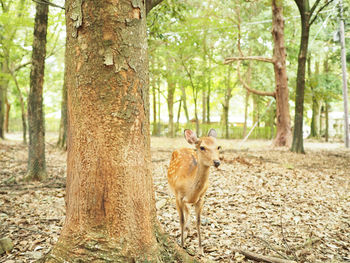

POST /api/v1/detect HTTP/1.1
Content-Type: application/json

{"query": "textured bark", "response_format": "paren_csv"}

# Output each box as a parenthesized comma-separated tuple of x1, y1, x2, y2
(26, 1, 48, 180)
(291, 1, 310, 153)
(271, 0, 292, 147)
(44, 1, 194, 262)
(57, 78, 67, 150)
(230, 3, 291, 146)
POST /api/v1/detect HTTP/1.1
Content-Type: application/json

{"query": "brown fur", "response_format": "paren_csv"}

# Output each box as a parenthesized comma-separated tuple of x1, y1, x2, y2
(167, 130, 220, 254)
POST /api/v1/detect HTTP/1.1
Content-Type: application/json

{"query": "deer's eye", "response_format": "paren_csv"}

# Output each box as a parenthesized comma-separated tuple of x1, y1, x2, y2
(200, 146, 205, 151)
(218, 146, 222, 150)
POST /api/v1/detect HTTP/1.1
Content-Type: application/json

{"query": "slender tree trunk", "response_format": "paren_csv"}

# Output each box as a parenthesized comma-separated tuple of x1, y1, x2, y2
(152, 79, 157, 136)
(157, 85, 161, 135)
(206, 70, 211, 123)
(166, 77, 175, 138)
(180, 86, 190, 123)
(310, 98, 320, 138)
(252, 95, 259, 127)
(11, 72, 27, 144)
(150, 58, 157, 136)
(26, 2, 48, 181)
(202, 88, 206, 124)
(325, 102, 329, 142)
(309, 59, 320, 138)
(272, 0, 292, 147)
(194, 96, 199, 136)
(243, 90, 250, 137)
(4, 97, 10, 133)
(44, 1, 190, 261)
(223, 66, 233, 139)
(57, 78, 67, 149)
(0, 78, 4, 139)
(291, 9, 310, 153)
(176, 98, 182, 132)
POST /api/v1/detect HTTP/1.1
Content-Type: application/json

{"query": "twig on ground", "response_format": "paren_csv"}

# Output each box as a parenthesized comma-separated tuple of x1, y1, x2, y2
(234, 249, 297, 263)
(250, 233, 288, 260)
(280, 207, 298, 261)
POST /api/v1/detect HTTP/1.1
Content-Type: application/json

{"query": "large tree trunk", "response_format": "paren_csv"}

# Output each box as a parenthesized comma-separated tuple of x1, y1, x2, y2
(291, 10, 309, 153)
(0, 79, 4, 139)
(271, 0, 292, 147)
(44, 1, 190, 261)
(26, 1, 48, 181)
(57, 78, 67, 149)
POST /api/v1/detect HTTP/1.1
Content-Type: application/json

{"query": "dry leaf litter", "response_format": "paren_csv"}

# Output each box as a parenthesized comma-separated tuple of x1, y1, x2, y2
(0, 134, 349, 262)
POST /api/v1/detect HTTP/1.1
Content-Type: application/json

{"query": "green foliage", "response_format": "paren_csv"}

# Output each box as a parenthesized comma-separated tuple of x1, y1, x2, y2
(2, 0, 347, 138)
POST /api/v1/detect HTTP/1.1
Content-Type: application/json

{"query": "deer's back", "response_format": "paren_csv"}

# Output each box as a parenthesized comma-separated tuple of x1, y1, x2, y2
(167, 148, 198, 194)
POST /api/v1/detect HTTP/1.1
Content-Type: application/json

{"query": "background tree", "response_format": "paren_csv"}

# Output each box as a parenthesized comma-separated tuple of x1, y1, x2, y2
(291, 0, 334, 153)
(26, 1, 49, 180)
(225, 0, 292, 147)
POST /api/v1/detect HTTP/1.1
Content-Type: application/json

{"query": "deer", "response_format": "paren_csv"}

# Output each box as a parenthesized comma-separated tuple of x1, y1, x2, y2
(167, 128, 221, 255)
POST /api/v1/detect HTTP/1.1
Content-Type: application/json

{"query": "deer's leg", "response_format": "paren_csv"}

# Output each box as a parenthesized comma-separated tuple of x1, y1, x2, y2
(195, 198, 205, 255)
(183, 203, 190, 239)
(176, 197, 185, 247)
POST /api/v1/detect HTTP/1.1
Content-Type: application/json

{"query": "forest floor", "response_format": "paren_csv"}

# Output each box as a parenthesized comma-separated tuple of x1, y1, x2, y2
(0, 133, 349, 263)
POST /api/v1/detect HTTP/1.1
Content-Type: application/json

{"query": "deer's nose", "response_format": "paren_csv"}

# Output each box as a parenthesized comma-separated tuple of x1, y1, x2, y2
(213, 160, 220, 168)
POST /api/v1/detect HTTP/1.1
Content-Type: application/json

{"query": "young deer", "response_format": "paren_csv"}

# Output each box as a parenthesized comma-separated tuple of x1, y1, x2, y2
(167, 129, 221, 255)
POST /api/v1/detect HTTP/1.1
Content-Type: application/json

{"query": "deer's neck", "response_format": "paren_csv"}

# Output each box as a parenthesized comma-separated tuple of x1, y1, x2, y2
(192, 161, 210, 192)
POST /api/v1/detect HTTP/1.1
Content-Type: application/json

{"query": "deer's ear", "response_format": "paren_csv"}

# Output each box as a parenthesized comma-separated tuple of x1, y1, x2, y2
(207, 128, 217, 138)
(184, 129, 198, 145)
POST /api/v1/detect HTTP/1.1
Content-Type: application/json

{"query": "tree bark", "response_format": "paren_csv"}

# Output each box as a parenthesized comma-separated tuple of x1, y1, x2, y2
(271, 0, 292, 147)
(26, 1, 48, 180)
(44, 1, 192, 261)
(310, 60, 320, 138)
(229, 2, 291, 146)
(291, 3, 310, 153)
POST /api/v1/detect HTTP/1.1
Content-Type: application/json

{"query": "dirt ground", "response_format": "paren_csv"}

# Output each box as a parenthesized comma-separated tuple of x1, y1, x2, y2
(0, 133, 349, 262)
